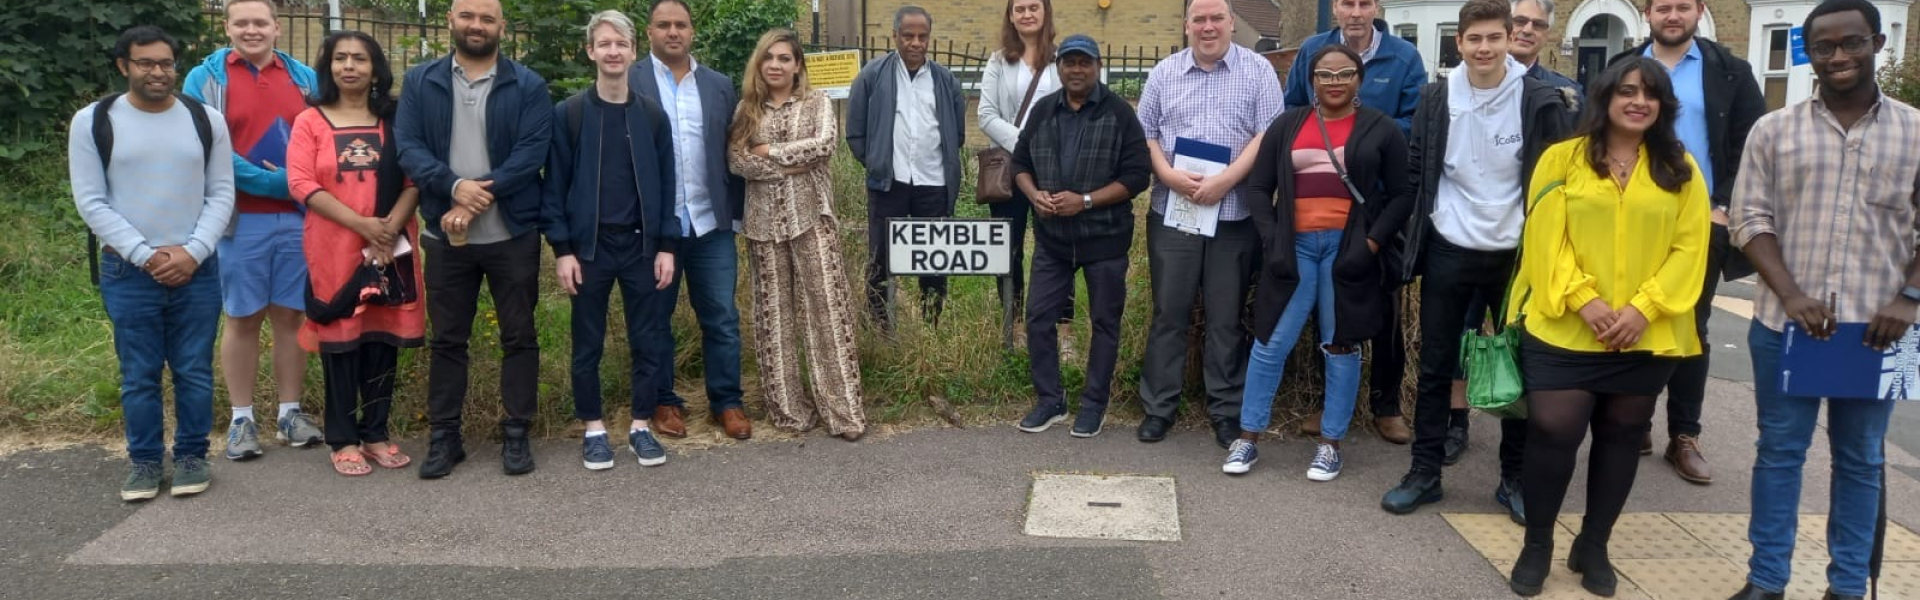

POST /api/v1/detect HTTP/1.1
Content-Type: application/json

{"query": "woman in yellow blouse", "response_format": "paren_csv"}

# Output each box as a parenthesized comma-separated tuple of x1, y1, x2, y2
(728, 29, 867, 441)
(1504, 57, 1709, 597)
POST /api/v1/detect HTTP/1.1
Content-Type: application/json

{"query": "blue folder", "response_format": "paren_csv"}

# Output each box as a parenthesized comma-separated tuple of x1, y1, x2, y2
(1780, 322, 1920, 400)
(244, 118, 291, 170)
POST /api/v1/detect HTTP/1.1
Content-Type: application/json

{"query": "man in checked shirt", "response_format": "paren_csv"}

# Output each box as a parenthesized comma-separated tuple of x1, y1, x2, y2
(1726, 1, 1920, 599)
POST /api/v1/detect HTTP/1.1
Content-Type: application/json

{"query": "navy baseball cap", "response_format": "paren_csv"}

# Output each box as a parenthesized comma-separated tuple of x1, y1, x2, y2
(1057, 35, 1100, 60)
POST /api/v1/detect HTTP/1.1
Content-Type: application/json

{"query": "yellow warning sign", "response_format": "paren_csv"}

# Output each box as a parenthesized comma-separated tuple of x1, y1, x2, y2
(806, 50, 862, 99)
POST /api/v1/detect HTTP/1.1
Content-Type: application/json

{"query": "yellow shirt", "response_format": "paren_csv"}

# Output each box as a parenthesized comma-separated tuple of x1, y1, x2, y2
(1504, 138, 1710, 357)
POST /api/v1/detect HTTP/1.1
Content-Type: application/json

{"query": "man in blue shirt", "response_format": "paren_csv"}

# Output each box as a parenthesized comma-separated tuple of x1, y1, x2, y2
(1607, 0, 1765, 487)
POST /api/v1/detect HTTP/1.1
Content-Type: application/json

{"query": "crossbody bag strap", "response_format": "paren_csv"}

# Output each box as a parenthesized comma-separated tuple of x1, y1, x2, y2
(1314, 110, 1365, 205)
(1011, 62, 1045, 128)
(1500, 179, 1565, 328)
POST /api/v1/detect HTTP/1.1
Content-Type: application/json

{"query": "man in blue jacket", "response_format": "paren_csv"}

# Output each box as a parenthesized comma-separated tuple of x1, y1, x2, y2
(543, 10, 680, 472)
(631, 0, 752, 441)
(847, 6, 968, 329)
(396, 0, 552, 480)
(180, 0, 325, 461)
(1283, 0, 1427, 135)
(1284, 0, 1427, 448)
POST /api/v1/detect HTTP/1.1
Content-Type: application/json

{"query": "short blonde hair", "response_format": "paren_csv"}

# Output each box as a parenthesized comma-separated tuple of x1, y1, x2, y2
(584, 10, 637, 44)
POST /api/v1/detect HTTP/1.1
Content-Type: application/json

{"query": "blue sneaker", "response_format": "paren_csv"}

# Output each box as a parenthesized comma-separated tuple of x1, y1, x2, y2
(1069, 405, 1106, 438)
(278, 410, 323, 448)
(224, 418, 262, 461)
(1222, 439, 1258, 475)
(1496, 477, 1527, 525)
(1017, 402, 1067, 433)
(582, 434, 615, 471)
(1307, 443, 1343, 482)
(629, 430, 667, 467)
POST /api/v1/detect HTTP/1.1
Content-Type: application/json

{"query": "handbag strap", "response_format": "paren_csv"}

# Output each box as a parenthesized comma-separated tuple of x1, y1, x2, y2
(1011, 61, 1045, 128)
(1497, 179, 1564, 329)
(1314, 110, 1365, 205)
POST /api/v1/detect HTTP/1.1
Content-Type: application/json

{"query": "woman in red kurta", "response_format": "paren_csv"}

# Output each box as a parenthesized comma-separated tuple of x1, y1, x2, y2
(285, 31, 421, 476)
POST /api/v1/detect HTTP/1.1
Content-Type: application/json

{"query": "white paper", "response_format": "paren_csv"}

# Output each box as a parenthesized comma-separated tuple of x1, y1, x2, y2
(1162, 153, 1227, 237)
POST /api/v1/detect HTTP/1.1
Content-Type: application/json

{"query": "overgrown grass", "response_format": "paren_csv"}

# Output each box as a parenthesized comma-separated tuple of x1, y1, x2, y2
(0, 139, 1418, 440)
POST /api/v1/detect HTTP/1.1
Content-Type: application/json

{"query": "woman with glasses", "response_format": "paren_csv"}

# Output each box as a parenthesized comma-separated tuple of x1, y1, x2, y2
(285, 31, 423, 476)
(1505, 57, 1709, 596)
(1231, 44, 1413, 481)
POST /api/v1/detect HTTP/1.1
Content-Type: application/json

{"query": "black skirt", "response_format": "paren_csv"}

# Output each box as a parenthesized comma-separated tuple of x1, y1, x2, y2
(1519, 331, 1680, 396)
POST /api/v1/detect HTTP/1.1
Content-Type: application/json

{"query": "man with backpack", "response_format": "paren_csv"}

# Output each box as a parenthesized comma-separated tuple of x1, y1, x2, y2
(69, 25, 236, 501)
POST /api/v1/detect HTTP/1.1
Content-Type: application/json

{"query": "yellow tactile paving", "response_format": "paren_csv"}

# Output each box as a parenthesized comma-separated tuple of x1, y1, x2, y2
(1447, 513, 1920, 600)
(1490, 560, 1655, 600)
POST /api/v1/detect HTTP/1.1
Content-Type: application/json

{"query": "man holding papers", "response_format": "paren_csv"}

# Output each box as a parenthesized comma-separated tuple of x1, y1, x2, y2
(1726, 2, 1920, 599)
(1132, 0, 1283, 449)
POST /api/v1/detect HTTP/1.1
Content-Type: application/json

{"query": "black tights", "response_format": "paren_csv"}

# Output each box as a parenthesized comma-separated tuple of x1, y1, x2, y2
(1521, 389, 1657, 547)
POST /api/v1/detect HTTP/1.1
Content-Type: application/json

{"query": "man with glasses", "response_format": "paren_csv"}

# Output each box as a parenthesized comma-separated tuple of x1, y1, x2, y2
(1726, 4, 1918, 599)
(70, 25, 236, 501)
(1608, 0, 1765, 486)
(1508, 0, 1578, 91)
(1383, 0, 1575, 522)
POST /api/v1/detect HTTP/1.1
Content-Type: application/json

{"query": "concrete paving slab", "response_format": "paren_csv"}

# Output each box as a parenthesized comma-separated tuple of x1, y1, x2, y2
(1446, 513, 1575, 560)
(1488, 559, 1656, 599)
(1663, 512, 1829, 562)
(1615, 557, 1748, 600)
(1023, 473, 1179, 542)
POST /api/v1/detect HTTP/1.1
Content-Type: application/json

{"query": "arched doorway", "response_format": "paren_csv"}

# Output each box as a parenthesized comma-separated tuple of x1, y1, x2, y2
(1577, 14, 1631, 86)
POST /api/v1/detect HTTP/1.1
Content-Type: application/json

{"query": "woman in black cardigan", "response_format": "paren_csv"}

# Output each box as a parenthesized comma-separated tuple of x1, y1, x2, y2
(1225, 44, 1414, 481)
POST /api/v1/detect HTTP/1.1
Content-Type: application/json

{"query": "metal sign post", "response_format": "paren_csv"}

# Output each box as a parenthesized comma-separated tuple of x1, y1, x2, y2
(885, 217, 1017, 348)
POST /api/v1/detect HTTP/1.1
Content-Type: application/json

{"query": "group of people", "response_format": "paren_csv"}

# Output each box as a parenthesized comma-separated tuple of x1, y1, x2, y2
(66, 0, 1916, 598)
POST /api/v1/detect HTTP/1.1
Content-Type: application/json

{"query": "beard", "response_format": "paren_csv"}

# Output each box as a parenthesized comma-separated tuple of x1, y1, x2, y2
(456, 31, 500, 58)
(1652, 23, 1697, 47)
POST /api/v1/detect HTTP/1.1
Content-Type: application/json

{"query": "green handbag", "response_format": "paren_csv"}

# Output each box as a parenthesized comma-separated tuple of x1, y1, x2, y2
(1458, 179, 1562, 420)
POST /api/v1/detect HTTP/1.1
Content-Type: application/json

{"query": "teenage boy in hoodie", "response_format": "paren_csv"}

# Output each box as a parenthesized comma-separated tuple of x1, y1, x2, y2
(1607, 0, 1766, 486)
(181, 0, 325, 460)
(1282, 0, 1428, 447)
(1382, 0, 1576, 523)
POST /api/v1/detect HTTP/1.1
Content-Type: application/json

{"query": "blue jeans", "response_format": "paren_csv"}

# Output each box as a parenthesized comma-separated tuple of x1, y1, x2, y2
(656, 229, 745, 412)
(1240, 229, 1362, 439)
(1745, 320, 1894, 596)
(99, 252, 221, 464)
(570, 227, 675, 421)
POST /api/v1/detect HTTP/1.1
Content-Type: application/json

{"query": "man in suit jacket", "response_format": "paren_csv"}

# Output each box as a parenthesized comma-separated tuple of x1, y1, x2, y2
(630, 0, 752, 440)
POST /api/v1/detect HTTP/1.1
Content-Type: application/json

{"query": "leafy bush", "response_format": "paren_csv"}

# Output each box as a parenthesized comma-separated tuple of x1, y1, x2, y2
(690, 0, 802, 84)
(1880, 54, 1920, 108)
(0, 0, 211, 161)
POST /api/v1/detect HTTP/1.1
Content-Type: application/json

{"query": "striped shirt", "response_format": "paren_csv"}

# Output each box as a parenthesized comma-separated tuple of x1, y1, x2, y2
(1730, 94, 1920, 331)
(1137, 44, 1283, 221)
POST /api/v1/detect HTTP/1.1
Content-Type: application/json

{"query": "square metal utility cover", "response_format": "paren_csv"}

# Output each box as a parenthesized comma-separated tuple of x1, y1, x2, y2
(1023, 473, 1179, 542)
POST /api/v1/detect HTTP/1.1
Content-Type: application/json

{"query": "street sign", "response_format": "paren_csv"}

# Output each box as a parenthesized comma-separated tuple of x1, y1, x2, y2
(807, 50, 862, 100)
(886, 218, 1012, 276)
(1790, 27, 1810, 66)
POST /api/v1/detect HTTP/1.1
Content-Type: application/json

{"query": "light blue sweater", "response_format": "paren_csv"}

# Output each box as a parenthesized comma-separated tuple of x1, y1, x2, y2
(68, 99, 236, 266)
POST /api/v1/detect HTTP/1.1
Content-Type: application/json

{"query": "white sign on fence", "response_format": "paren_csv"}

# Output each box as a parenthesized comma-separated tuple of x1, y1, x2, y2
(887, 218, 1012, 276)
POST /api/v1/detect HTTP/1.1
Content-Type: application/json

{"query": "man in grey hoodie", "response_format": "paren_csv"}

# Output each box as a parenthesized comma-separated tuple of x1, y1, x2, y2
(846, 6, 967, 328)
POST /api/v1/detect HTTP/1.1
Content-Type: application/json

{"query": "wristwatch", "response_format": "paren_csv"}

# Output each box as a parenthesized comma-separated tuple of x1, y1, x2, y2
(1082, 194, 1093, 211)
(1902, 286, 1920, 303)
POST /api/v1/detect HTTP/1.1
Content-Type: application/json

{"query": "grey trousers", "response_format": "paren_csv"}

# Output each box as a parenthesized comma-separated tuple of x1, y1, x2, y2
(1137, 214, 1259, 421)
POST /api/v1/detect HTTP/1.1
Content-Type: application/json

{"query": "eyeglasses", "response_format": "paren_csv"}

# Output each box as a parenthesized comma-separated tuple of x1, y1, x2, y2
(1314, 69, 1359, 84)
(127, 59, 178, 73)
(1808, 35, 1873, 59)
(1512, 16, 1548, 30)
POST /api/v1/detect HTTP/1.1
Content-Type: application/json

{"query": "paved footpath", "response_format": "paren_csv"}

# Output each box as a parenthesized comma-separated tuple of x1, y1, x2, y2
(4, 298, 1918, 600)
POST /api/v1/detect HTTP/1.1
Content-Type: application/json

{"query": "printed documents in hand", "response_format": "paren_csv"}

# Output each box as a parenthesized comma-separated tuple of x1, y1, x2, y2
(1162, 137, 1231, 237)
(1780, 322, 1920, 400)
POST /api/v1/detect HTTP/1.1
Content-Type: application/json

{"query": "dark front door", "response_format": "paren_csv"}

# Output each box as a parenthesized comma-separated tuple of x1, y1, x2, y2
(1578, 46, 1609, 88)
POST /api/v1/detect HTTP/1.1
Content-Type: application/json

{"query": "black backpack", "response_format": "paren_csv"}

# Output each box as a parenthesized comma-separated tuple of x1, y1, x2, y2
(86, 92, 215, 285)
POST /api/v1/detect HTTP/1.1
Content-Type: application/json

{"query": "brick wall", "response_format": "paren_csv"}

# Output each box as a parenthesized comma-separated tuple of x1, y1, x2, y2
(850, 0, 1188, 54)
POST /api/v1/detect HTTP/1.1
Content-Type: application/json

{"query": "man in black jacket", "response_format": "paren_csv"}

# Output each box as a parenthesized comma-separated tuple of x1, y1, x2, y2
(1383, 0, 1577, 522)
(1606, 0, 1766, 486)
(1010, 35, 1151, 438)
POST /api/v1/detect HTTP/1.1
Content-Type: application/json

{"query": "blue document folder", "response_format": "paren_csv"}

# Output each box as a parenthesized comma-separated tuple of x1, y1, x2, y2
(1780, 322, 1920, 400)
(244, 118, 291, 169)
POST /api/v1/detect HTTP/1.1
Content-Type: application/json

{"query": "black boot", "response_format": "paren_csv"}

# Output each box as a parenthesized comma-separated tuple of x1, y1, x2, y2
(1725, 583, 1785, 600)
(501, 422, 536, 476)
(418, 428, 466, 480)
(1509, 539, 1552, 596)
(1567, 534, 1618, 597)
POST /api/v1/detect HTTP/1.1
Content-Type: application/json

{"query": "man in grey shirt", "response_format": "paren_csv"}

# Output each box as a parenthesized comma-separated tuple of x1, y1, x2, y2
(395, 0, 552, 479)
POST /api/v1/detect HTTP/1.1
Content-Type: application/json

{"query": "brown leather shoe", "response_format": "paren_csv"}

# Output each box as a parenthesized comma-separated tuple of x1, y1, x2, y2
(1375, 416, 1412, 445)
(1665, 434, 1713, 484)
(712, 408, 752, 440)
(1639, 431, 1654, 456)
(653, 406, 688, 439)
(1299, 410, 1323, 437)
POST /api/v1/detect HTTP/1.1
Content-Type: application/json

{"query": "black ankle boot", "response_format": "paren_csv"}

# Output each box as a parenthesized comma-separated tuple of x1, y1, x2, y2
(1509, 540, 1552, 596)
(501, 422, 535, 476)
(1567, 535, 1618, 597)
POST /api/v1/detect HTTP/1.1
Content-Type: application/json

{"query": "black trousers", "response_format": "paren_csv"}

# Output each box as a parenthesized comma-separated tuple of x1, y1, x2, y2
(865, 184, 950, 323)
(1027, 249, 1127, 409)
(1661, 223, 1728, 438)
(1412, 234, 1525, 478)
(322, 343, 398, 451)
(1368, 285, 1406, 418)
(990, 189, 1073, 323)
(424, 232, 541, 430)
